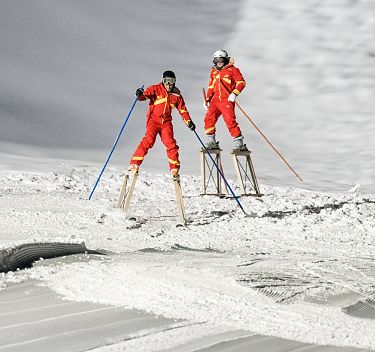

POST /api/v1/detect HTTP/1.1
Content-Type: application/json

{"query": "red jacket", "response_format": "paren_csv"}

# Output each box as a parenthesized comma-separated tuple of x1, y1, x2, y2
(205, 61, 246, 102)
(139, 83, 192, 124)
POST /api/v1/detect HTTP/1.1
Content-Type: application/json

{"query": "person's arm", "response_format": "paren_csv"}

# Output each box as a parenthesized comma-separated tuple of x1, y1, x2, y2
(135, 87, 146, 101)
(176, 95, 195, 130)
(231, 68, 246, 96)
(135, 85, 156, 101)
(227, 68, 246, 102)
(205, 70, 215, 103)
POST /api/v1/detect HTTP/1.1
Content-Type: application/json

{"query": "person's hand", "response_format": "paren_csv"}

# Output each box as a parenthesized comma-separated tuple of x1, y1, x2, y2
(186, 120, 196, 131)
(135, 88, 144, 97)
(203, 101, 209, 110)
(228, 93, 237, 102)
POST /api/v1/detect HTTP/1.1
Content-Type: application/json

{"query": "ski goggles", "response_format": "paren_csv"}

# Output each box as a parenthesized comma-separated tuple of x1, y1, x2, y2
(213, 57, 225, 64)
(162, 77, 176, 85)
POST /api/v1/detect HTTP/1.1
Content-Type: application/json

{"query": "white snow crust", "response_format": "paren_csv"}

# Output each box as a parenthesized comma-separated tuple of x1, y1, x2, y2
(1, 165, 375, 350)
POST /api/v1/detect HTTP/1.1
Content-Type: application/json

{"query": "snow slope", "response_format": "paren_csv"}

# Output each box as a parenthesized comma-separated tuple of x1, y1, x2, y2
(1, 165, 375, 350)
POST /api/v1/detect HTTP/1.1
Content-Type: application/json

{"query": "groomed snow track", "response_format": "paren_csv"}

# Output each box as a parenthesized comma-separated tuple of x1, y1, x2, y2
(0, 242, 100, 272)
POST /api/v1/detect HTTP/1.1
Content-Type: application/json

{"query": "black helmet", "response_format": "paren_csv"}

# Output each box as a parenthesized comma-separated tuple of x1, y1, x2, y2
(163, 70, 176, 79)
(162, 70, 176, 84)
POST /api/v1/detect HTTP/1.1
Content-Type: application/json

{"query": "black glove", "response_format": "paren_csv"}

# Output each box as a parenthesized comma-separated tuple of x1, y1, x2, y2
(135, 87, 144, 97)
(187, 120, 196, 131)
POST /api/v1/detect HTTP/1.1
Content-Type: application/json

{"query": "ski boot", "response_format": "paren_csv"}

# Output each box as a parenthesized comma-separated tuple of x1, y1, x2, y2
(233, 135, 248, 151)
(128, 164, 139, 174)
(205, 134, 220, 150)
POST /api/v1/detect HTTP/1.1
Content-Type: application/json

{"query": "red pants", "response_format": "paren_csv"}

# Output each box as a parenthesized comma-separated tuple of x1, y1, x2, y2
(204, 99, 241, 137)
(130, 118, 180, 171)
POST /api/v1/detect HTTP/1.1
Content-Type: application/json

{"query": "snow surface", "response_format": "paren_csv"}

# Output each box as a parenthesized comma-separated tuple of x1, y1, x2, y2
(1, 164, 375, 350)
(1, 0, 375, 192)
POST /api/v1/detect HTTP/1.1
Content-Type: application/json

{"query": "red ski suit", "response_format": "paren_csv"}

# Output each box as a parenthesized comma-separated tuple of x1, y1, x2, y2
(130, 83, 192, 172)
(204, 62, 246, 138)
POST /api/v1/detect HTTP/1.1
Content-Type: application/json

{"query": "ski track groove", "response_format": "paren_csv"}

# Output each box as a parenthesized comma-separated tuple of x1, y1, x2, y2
(0, 306, 114, 330)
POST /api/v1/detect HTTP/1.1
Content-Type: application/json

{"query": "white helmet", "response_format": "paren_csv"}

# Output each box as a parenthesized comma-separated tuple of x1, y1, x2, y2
(213, 49, 228, 59)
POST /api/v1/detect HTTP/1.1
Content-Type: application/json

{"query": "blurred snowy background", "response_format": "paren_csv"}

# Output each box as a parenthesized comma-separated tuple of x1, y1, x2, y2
(1, 0, 374, 192)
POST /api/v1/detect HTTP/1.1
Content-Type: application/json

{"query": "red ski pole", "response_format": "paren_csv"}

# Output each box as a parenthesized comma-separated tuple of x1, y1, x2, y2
(220, 80, 303, 182)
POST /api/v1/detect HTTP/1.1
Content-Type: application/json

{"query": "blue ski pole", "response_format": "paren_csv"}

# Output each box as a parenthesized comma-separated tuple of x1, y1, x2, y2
(193, 130, 246, 214)
(88, 86, 143, 200)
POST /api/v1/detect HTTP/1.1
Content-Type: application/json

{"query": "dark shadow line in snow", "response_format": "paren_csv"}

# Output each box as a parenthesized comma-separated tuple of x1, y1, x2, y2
(0, 242, 103, 273)
(261, 199, 375, 219)
(261, 210, 296, 219)
(137, 247, 172, 253)
(188, 210, 233, 225)
(237, 255, 271, 267)
(127, 223, 144, 230)
(172, 244, 225, 253)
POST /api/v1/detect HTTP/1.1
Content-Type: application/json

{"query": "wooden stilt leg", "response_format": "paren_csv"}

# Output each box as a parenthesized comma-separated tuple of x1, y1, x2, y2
(232, 150, 261, 196)
(173, 175, 186, 224)
(116, 170, 139, 211)
(116, 174, 129, 209)
(246, 154, 261, 196)
(199, 148, 226, 196)
(200, 150, 206, 195)
(232, 153, 246, 195)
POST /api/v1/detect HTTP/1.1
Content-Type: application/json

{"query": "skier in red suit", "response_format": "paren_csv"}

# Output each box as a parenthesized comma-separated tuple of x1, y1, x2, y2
(130, 71, 195, 176)
(203, 50, 247, 150)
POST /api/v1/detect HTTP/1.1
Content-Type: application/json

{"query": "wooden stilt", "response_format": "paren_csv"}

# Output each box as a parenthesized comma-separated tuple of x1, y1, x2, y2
(173, 175, 186, 224)
(231, 149, 261, 196)
(116, 170, 139, 211)
(199, 148, 226, 196)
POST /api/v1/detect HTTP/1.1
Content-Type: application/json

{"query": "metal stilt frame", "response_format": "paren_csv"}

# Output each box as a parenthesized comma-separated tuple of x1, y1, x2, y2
(200, 148, 227, 196)
(231, 149, 261, 196)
